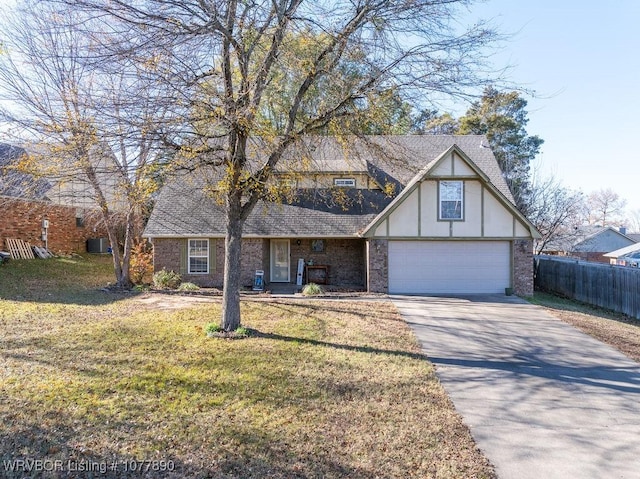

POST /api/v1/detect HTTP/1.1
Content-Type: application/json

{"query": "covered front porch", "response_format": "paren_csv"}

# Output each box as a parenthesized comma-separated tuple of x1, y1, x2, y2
(264, 237, 367, 290)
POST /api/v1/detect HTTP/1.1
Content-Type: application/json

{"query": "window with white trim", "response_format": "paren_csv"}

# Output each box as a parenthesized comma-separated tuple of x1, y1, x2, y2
(439, 180, 464, 220)
(334, 178, 356, 187)
(188, 239, 209, 274)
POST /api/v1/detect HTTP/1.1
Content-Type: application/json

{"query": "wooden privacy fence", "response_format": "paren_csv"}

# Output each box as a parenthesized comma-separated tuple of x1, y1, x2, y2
(535, 255, 640, 320)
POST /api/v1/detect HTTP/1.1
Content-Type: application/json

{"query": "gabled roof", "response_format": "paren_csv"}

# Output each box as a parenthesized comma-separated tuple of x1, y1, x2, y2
(572, 226, 636, 252)
(144, 135, 517, 238)
(604, 242, 640, 259)
(144, 182, 391, 238)
(542, 225, 636, 253)
(276, 135, 513, 199)
(360, 144, 540, 238)
(626, 233, 640, 243)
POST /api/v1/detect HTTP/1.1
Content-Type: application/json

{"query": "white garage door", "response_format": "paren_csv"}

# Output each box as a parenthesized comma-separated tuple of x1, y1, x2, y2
(388, 241, 511, 294)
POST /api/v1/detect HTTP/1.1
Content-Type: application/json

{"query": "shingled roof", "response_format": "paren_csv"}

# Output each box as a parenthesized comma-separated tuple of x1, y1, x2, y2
(0, 143, 51, 200)
(144, 135, 512, 238)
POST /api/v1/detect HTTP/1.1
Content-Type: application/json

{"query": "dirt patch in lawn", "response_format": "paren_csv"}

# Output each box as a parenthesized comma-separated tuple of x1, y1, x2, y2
(133, 292, 221, 310)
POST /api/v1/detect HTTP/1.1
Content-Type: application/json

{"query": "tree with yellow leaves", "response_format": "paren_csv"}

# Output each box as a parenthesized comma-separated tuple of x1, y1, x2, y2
(0, 1, 167, 288)
(6, 0, 500, 330)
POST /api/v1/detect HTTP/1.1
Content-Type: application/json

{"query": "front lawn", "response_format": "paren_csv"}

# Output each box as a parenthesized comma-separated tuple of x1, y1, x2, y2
(0, 257, 494, 478)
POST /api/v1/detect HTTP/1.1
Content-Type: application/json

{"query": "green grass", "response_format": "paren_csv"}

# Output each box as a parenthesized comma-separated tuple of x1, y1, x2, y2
(529, 291, 640, 363)
(0, 254, 116, 304)
(529, 291, 634, 319)
(0, 257, 495, 478)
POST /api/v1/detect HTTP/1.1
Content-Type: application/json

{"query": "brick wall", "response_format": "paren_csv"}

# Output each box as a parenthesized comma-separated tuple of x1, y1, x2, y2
(152, 237, 366, 289)
(513, 239, 534, 296)
(573, 252, 609, 264)
(149, 238, 180, 273)
(289, 238, 365, 286)
(0, 197, 105, 253)
(367, 239, 388, 293)
(152, 237, 226, 287)
(241, 238, 267, 287)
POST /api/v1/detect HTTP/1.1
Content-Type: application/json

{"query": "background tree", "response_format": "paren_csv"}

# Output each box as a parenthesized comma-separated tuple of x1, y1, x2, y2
(626, 209, 640, 233)
(527, 174, 585, 254)
(585, 188, 627, 227)
(35, 0, 501, 331)
(0, 2, 165, 288)
(411, 109, 459, 135)
(457, 86, 543, 212)
(255, 31, 413, 135)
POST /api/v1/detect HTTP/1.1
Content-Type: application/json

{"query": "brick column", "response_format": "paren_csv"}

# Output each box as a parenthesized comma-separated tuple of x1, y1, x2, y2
(367, 239, 388, 293)
(513, 239, 534, 296)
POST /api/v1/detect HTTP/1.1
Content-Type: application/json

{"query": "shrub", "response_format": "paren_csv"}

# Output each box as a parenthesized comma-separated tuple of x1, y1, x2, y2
(130, 241, 153, 285)
(302, 283, 324, 296)
(204, 323, 250, 338)
(152, 268, 182, 289)
(204, 322, 223, 336)
(235, 326, 250, 337)
(178, 282, 200, 291)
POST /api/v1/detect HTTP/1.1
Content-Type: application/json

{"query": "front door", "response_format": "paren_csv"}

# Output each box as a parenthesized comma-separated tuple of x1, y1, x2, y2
(270, 239, 290, 282)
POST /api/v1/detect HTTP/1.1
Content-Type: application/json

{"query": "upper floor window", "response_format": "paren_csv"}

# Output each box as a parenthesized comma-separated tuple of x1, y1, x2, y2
(334, 178, 356, 187)
(188, 239, 209, 274)
(279, 178, 297, 188)
(439, 180, 463, 220)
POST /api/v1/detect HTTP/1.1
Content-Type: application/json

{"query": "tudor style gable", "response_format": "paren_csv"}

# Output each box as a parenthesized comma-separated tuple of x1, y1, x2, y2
(363, 144, 539, 240)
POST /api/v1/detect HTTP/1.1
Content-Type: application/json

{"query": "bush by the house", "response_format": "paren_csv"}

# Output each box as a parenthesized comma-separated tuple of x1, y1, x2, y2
(152, 268, 182, 289)
(129, 241, 153, 285)
(302, 283, 324, 296)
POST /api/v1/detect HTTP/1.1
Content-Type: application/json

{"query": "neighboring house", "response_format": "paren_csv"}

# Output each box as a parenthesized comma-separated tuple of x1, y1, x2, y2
(604, 242, 640, 266)
(144, 135, 540, 295)
(541, 225, 636, 263)
(45, 142, 127, 212)
(626, 233, 640, 243)
(0, 142, 109, 253)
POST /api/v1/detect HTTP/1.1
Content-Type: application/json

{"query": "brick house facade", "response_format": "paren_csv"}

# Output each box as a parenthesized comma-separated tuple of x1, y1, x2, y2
(144, 136, 539, 296)
(152, 237, 367, 289)
(1, 196, 106, 254)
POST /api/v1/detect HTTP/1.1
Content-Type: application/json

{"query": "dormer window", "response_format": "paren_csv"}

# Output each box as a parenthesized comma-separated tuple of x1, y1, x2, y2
(279, 178, 297, 188)
(334, 178, 355, 187)
(439, 180, 464, 220)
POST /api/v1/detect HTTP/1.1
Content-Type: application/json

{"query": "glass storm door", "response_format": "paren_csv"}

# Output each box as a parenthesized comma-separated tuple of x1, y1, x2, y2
(270, 239, 290, 282)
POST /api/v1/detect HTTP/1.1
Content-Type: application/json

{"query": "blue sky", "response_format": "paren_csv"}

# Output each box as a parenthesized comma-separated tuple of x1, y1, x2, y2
(462, 0, 640, 216)
(1, 1, 638, 218)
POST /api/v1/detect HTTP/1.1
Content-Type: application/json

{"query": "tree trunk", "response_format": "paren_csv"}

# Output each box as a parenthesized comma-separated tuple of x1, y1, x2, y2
(85, 159, 132, 290)
(117, 207, 135, 289)
(105, 224, 125, 285)
(221, 197, 244, 332)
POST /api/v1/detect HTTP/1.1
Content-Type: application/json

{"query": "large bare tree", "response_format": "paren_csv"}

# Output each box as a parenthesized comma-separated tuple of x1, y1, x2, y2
(527, 174, 585, 254)
(586, 188, 627, 228)
(19, 0, 500, 330)
(0, 1, 168, 288)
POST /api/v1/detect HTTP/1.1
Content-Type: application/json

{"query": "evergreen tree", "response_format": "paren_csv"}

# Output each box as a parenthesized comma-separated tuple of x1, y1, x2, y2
(458, 87, 543, 212)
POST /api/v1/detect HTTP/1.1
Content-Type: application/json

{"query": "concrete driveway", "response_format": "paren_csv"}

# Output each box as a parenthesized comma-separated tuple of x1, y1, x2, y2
(391, 294, 640, 479)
